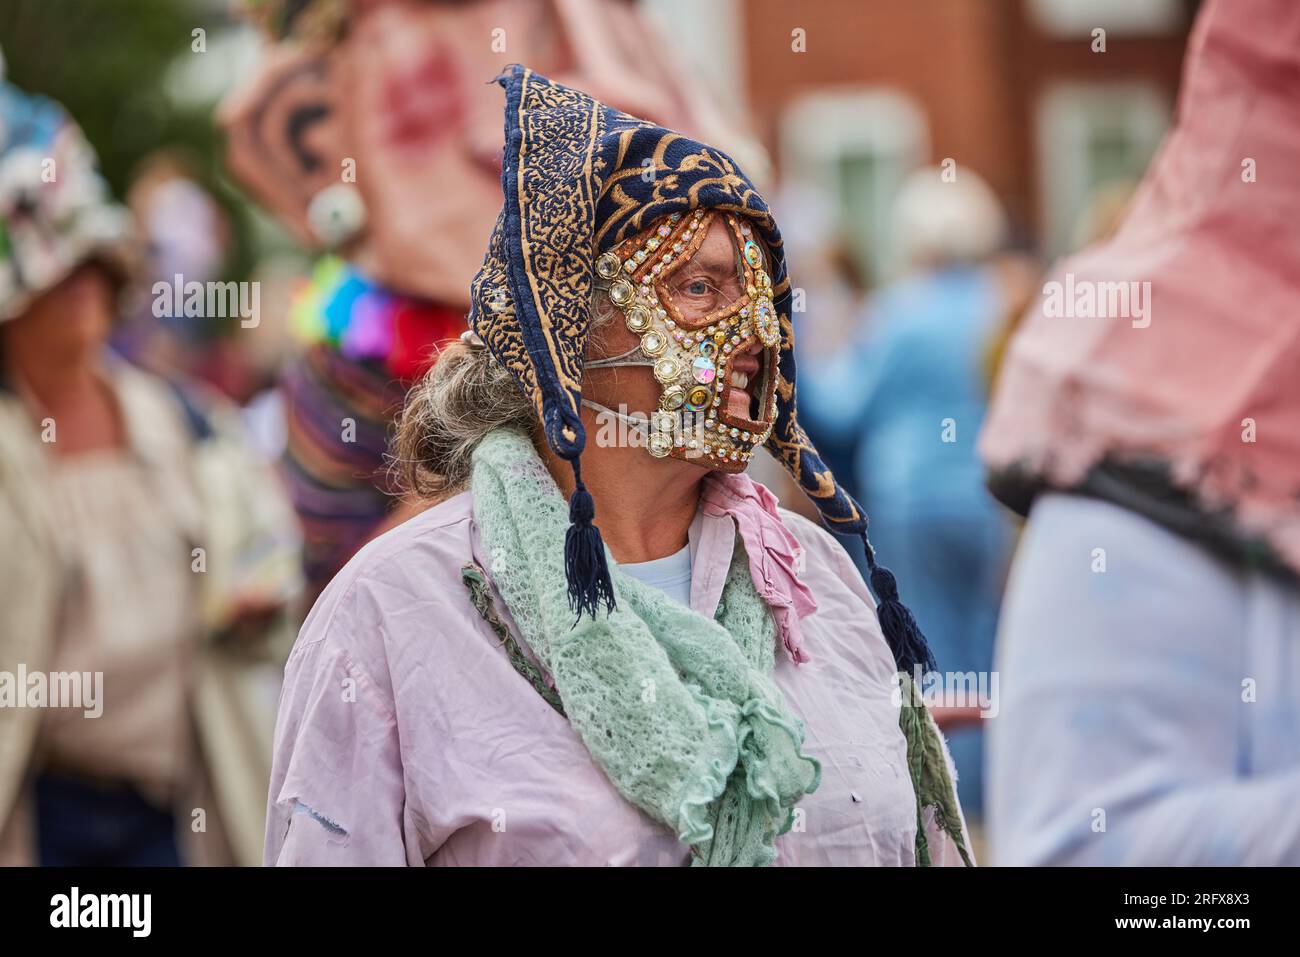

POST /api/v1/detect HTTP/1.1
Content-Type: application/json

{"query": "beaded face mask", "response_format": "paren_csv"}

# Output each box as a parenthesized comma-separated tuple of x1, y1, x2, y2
(584, 209, 781, 473)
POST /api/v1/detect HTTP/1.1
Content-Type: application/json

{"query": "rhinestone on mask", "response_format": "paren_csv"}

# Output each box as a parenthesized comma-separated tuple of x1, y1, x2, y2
(754, 297, 780, 348)
(595, 252, 621, 279)
(651, 410, 677, 433)
(625, 306, 651, 332)
(686, 385, 711, 411)
(653, 357, 682, 383)
(609, 279, 635, 305)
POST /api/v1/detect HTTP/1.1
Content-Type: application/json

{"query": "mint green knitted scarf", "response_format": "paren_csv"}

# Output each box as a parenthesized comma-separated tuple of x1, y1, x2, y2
(470, 429, 822, 866)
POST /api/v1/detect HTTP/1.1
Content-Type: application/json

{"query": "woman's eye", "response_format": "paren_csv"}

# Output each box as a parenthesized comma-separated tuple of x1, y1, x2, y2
(686, 280, 711, 296)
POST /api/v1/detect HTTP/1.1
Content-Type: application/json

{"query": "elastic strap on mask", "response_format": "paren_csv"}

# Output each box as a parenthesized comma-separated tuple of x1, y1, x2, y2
(585, 342, 654, 370)
(580, 398, 653, 438)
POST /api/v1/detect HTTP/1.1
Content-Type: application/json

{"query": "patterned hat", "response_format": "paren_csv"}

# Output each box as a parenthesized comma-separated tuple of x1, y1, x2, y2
(0, 79, 134, 323)
(470, 66, 934, 673)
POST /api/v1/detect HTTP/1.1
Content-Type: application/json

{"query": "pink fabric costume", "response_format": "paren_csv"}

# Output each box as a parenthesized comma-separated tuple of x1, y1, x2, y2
(979, 0, 1300, 574)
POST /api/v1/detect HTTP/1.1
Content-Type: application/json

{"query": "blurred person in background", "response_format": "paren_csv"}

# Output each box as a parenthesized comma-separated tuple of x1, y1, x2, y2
(221, 0, 768, 602)
(111, 150, 233, 383)
(983, 0, 1300, 865)
(982, 183, 1128, 393)
(771, 183, 872, 541)
(0, 78, 301, 866)
(799, 167, 1014, 822)
(116, 151, 303, 428)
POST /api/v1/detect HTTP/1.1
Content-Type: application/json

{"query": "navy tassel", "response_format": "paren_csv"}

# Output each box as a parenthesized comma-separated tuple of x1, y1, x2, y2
(863, 537, 937, 676)
(564, 459, 616, 619)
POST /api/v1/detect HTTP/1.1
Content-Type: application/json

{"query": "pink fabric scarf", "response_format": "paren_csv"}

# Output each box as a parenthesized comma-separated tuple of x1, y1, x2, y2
(701, 472, 819, 663)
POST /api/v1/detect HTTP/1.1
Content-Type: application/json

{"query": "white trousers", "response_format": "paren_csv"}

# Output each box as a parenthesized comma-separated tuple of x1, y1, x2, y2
(988, 493, 1300, 865)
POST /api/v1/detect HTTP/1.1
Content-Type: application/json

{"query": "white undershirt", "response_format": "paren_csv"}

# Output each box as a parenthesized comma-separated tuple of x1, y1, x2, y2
(617, 544, 693, 608)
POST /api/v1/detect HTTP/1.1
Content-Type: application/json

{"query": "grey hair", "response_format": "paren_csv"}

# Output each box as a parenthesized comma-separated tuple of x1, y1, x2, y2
(393, 338, 535, 499)
(393, 285, 620, 500)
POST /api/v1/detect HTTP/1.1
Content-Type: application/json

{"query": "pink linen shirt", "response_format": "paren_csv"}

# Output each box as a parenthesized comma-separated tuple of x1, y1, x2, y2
(264, 478, 970, 866)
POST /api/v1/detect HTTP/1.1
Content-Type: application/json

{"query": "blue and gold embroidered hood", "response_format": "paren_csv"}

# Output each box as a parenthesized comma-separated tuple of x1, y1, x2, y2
(470, 66, 863, 530)
(469, 65, 934, 674)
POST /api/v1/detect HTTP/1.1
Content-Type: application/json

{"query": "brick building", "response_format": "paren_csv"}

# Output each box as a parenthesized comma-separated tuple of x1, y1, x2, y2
(648, 0, 1196, 278)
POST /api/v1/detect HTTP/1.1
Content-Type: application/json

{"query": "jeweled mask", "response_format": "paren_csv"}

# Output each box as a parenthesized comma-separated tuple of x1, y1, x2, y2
(587, 208, 781, 473)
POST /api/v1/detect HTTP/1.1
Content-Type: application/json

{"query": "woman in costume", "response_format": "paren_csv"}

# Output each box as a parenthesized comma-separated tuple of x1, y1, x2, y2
(265, 67, 972, 866)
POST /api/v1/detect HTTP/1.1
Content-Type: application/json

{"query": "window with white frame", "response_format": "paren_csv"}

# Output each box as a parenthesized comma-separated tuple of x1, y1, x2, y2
(1029, 0, 1185, 36)
(1036, 82, 1171, 256)
(779, 89, 928, 284)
